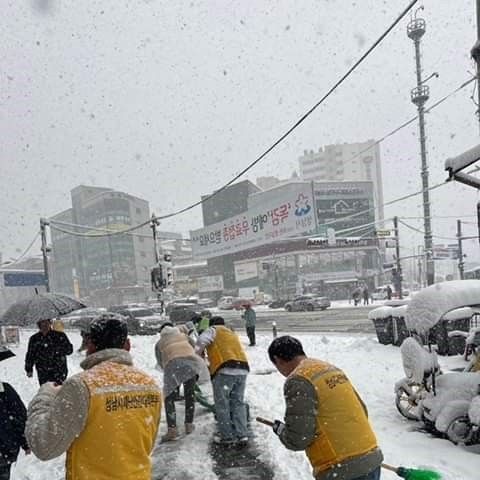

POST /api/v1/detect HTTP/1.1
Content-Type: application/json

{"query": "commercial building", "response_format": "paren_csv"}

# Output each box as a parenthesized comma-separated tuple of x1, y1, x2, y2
(50, 185, 155, 304)
(191, 180, 383, 300)
(298, 140, 384, 221)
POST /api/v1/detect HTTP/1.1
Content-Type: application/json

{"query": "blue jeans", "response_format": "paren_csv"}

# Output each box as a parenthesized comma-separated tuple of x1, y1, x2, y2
(212, 373, 248, 440)
(354, 467, 381, 480)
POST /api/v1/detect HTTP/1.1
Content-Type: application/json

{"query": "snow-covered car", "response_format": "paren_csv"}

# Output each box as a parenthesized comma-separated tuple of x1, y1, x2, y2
(284, 295, 331, 312)
(371, 286, 390, 301)
(62, 307, 107, 327)
(108, 306, 163, 334)
(217, 296, 235, 310)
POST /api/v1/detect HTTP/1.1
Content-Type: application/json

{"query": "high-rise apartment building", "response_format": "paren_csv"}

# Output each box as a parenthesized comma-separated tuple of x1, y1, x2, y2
(298, 140, 384, 220)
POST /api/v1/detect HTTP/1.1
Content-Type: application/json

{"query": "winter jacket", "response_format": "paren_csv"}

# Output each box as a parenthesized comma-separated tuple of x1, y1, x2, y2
(200, 326, 249, 377)
(155, 326, 196, 368)
(26, 349, 162, 480)
(242, 308, 256, 328)
(279, 358, 383, 480)
(0, 382, 28, 465)
(25, 330, 73, 384)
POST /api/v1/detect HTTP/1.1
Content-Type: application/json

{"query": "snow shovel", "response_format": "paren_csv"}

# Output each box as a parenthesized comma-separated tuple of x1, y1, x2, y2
(255, 417, 442, 480)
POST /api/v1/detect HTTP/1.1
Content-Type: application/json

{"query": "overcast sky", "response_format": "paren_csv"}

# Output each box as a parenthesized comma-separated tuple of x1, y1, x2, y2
(2, 0, 480, 264)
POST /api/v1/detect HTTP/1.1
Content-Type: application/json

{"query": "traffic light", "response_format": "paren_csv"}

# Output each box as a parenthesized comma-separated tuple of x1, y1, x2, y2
(162, 254, 173, 288)
(164, 264, 173, 287)
(151, 265, 163, 292)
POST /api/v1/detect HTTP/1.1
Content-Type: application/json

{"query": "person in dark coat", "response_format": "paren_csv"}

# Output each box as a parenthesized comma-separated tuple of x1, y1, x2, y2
(25, 319, 73, 385)
(0, 348, 30, 480)
(386, 285, 393, 300)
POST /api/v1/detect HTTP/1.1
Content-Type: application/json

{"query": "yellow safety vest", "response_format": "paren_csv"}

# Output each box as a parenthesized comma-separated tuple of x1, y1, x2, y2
(292, 358, 378, 476)
(206, 326, 249, 377)
(66, 361, 162, 480)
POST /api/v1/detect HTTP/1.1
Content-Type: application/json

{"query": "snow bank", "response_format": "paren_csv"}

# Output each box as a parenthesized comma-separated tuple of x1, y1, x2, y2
(443, 307, 476, 321)
(368, 306, 393, 320)
(405, 280, 480, 334)
(400, 337, 439, 383)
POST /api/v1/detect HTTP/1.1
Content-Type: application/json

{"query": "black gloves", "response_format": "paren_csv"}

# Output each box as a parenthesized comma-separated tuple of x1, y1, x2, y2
(272, 420, 285, 436)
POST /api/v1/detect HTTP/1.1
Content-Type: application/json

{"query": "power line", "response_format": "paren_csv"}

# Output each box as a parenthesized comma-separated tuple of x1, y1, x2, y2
(48, 219, 192, 241)
(1, 232, 40, 267)
(152, 0, 419, 222)
(398, 218, 462, 241)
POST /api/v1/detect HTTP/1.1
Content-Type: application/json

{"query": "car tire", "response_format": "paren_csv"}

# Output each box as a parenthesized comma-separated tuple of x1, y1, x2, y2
(320, 307, 327, 311)
(306, 304, 314, 312)
(285, 305, 292, 312)
(446, 415, 474, 445)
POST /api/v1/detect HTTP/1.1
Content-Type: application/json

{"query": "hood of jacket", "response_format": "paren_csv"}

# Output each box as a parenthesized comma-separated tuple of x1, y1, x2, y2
(80, 348, 133, 371)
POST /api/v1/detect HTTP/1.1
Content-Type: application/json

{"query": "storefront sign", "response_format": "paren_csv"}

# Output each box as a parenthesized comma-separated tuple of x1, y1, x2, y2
(191, 185, 315, 259)
(234, 261, 259, 283)
(197, 275, 224, 292)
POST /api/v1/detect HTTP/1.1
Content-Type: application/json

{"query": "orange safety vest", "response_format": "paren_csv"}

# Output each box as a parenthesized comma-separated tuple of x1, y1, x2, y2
(292, 358, 378, 476)
(206, 326, 249, 377)
(66, 361, 162, 480)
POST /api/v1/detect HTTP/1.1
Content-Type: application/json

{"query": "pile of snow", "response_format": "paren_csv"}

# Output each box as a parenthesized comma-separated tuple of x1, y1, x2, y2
(405, 280, 480, 334)
(400, 337, 439, 383)
(468, 396, 480, 425)
(391, 304, 408, 318)
(442, 307, 479, 321)
(368, 306, 393, 320)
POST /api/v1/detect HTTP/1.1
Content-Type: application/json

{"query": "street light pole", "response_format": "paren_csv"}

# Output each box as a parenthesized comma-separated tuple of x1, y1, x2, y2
(457, 219, 465, 280)
(393, 216, 403, 299)
(40, 218, 51, 292)
(407, 9, 435, 286)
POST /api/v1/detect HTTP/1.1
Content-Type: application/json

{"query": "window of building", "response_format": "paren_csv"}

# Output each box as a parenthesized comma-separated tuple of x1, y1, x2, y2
(136, 207, 142, 215)
(140, 251, 146, 257)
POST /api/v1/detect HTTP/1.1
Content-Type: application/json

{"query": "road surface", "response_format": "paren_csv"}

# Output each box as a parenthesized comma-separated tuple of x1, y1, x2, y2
(218, 305, 377, 334)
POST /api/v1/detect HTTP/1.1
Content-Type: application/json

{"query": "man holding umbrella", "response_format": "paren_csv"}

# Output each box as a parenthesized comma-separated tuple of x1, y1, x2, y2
(25, 318, 73, 385)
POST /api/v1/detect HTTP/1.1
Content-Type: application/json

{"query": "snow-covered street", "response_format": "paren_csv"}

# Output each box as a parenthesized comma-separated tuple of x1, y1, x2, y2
(2, 329, 479, 479)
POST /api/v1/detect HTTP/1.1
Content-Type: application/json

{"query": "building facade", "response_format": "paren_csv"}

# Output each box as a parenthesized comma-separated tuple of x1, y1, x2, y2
(192, 180, 383, 300)
(50, 185, 155, 303)
(298, 140, 384, 221)
(201, 180, 260, 291)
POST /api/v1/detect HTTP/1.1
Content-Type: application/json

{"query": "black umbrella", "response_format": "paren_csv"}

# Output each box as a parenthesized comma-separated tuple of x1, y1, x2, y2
(0, 346, 15, 362)
(0, 293, 87, 326)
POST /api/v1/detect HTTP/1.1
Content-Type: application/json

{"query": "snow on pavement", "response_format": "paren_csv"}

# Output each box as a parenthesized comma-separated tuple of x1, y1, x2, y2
(2, 329, 479, 479)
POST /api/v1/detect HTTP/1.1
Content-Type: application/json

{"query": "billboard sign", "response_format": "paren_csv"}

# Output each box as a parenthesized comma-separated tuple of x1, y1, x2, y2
(314, 182, 375, 232)
(197, 275, 224, 293)
(191, 184, 316, 259)
(306, 237, 378, 249)
(234, 261, 259, 283)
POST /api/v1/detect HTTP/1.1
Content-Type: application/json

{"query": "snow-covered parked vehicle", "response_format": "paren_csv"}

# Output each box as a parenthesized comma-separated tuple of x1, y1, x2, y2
(394, 280, 480, 445)
(395, 337, 480, 445)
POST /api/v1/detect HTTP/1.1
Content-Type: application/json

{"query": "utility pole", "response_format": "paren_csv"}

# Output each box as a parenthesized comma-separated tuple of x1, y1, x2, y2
(457, 220, 465, 280)
(407, 9, 435, 286)
(393, 216, 403, 299)
(417, 246, 423, 288)
(40, 218, 51, 292)
(150, 213, 160, 264)
(472, 0, 480, 128)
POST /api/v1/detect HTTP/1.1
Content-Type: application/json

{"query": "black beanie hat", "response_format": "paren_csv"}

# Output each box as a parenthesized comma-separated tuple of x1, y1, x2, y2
(89, 313, 128, 350)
